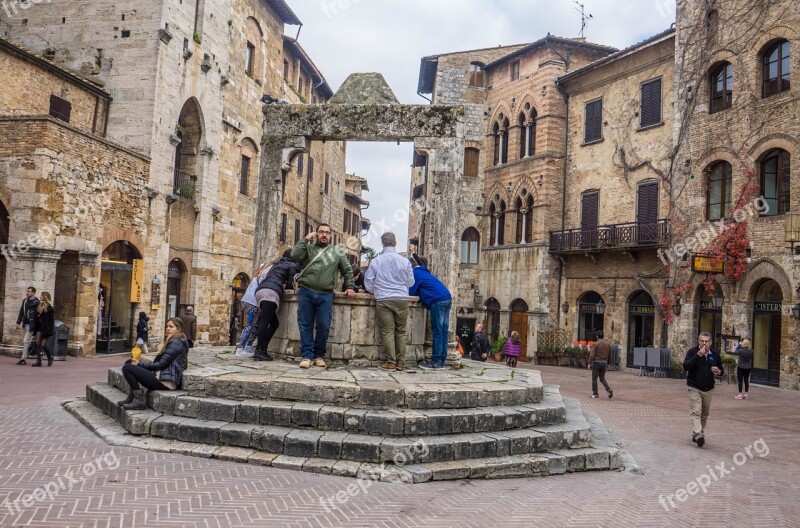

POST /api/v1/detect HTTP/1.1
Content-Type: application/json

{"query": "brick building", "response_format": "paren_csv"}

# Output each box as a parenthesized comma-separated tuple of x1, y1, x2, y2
(0, 0, 364, 354)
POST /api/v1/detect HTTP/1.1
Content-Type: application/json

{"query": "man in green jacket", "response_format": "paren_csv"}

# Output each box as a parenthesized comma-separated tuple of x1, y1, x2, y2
(291, 223, 355, 368)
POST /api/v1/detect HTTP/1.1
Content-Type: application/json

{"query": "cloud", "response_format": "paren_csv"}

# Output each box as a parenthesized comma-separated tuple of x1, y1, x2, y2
(288, 0, 675, 254)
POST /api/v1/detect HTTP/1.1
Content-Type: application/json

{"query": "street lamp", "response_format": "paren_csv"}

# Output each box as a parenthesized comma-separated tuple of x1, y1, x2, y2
(711, 289, 724, 310)
(474, 290, 483, 307)
(561, 302, 569, 314)
(792, 303, 800, 320)
(673, 297, 682, 316)
(595, 300, 606, 315)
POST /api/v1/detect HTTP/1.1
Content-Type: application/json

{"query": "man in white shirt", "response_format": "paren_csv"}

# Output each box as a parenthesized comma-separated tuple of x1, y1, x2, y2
(364, 232, 415, 371)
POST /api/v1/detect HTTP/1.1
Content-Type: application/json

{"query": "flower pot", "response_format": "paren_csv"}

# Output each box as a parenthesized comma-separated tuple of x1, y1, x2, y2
(493, 354, 502, 362)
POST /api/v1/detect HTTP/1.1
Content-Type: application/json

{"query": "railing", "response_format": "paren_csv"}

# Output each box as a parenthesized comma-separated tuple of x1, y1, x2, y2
(549, 219, 670, 252)
(173, 170, 198, 199)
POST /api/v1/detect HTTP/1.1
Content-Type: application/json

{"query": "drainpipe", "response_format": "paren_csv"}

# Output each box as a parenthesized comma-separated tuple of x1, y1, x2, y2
(555, 78, 569, 328)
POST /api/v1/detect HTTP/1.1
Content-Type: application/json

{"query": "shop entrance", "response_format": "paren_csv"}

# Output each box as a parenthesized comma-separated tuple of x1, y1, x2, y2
(752, 280, 782, 387)
(97, 241, 142, 353)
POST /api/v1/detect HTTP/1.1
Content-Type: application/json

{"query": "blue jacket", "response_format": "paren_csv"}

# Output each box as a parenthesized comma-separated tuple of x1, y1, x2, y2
(138, 337, 189, 388)
(409, 265, 451, 309)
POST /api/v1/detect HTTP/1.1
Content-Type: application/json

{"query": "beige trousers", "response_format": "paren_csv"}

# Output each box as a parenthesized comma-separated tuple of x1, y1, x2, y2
(688, 387, 713, 437)
(375, 300, 409, 366)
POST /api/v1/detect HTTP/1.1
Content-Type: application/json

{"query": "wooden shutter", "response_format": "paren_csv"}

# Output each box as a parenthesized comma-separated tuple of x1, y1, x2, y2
(464, 148, 479, 177)
(294, 219, 300, 243)
(280, 214, 287, 242)
(297, 154, 304, 176)
(308, 156, 314, 181)
(49, 95, 71, 123)
(584, 100, 602, 143)
(239, 155, 250, 195)
(581, 192, 599, 247)
(640, 79, 662, 127)
(637, 182, 659, 243)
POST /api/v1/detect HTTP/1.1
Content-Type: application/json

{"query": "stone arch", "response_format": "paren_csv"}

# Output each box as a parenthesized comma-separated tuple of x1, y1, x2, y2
(509, 177, 539, 205)
(509, 298, 528, 311)
(484, 182, 510, 209)
(738, 258, 793, 303)
(695, 145, 742, 170)
(751, 26, 798, 57)
(517, 94, 539, 114)
(175, 98, 206, 196)
(487, 105, 512, 135)
(747, 134, 797, 159)
(239, 137, 259, 196)
(101, 228, 145, 257)
(244, 16, 265, 81)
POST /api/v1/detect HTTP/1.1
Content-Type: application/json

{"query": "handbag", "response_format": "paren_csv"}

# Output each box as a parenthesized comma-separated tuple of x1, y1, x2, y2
(294, 245, 333, 287)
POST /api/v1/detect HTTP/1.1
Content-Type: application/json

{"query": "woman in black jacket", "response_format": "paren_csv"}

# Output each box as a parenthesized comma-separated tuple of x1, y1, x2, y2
(117, 317, 189, 410)
(32, 292, 55, 367)
(252, 250, 298, 361)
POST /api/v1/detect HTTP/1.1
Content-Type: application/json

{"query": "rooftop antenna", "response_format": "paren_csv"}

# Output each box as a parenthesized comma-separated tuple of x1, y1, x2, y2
(574, 1, 594, 39)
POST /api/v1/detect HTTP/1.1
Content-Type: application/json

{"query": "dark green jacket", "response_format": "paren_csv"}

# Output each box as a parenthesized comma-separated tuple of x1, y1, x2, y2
(291, 240, 355, 293)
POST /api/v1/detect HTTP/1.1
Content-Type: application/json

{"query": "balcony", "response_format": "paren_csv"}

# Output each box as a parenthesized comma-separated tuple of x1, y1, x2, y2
(549, 219, 670, 254)
(173, 169, 198, 199)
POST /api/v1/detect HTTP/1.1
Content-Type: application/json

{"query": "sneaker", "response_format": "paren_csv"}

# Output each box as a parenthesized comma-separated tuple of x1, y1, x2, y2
(395, 365, 404, 372)
(696, 435, 705, 448)
(243, 345, 255, 355)
(313, 358, 326, 368)
(299, 359, 312, 369)
(378, 362, 396, 371)
(16, 359, 26, 365)
(591, 394, 598, 399)
(253, 352, 273, 361)
(735, 394, 744, 400)
(419, 362, 443, 370)
(743, 394, 749, 400)
(608, 389, 613, 399)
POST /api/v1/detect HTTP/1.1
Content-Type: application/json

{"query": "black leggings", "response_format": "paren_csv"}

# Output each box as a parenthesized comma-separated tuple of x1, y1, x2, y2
(737, 367, 751, 393)
(122, 362, 168, 391)
(506, 356, 518, 367)
(35, 331, 52, 360)
(256, 301, 280, 352)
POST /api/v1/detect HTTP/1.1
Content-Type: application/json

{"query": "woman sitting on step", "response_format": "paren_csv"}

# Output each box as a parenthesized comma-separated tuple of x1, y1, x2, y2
(117, 317, 189, 410)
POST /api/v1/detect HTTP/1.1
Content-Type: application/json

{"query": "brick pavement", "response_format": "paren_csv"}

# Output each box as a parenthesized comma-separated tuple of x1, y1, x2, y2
(1, 355, 798, 527)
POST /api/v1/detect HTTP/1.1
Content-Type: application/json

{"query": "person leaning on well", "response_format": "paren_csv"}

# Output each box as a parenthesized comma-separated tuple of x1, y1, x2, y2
(364, 232, 415, 372)
(587, 331, 613, 398)
(117, 317, 189, 410)
(291, 223, 356, 369)
(684, 332, 723, 448)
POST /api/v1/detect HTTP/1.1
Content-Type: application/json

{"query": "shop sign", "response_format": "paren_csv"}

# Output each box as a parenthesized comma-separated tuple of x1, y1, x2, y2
(691, 255, 724, 274)
(130, 259, 144, 303)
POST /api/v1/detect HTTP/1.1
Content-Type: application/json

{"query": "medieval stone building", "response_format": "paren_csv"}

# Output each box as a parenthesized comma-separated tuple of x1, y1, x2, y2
(412, 0, 799, 389)
(0, 0, 365, 355)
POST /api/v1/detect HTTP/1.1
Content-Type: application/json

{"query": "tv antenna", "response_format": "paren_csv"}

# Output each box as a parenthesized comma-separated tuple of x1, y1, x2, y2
(574, 1, 594, 39)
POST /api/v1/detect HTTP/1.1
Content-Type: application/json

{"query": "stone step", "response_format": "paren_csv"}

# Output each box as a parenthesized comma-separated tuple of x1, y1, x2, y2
(88, 383, 592, 465)
(103, 376, 566, 435)
(107, 362, 544, 410)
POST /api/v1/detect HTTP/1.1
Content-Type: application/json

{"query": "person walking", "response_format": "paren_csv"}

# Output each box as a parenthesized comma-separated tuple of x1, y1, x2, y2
(136, 312, 150, 355)
(732, 338, 754, 400)
(470, 323, 490, 362)
(31, 292, 55, 367)
(408, 254, 452, 370)
(16, 286, 39, 365)
(117, 317, 189, 410)
(236, 260, 273, 357)
(252, 250, 299, 362)
(503, 331, 522, 367)
(684, 332, 723, 448)
(587, 331, 613, 398)
(364, 232, 415, 371)
(291, 223, 355, 369)
(180, 306, 197, 348)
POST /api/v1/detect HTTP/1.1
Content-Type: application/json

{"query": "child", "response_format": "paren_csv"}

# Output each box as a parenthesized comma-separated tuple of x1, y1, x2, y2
(503, 331, 522, 368)
(136, 311, 149, 355)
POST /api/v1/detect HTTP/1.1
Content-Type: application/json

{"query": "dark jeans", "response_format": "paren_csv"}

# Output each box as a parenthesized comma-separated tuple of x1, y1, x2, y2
(429, 300, 451, 365)
(297, 288, 333, 360)
(737, 367, 751, 393)
(122, 362, 168, 391)
(592, 361, 611, 395)
(256, 301, 280, 353)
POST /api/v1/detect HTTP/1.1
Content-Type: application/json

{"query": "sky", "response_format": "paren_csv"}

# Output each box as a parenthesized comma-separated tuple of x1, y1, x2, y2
(285, 0, 677, 250)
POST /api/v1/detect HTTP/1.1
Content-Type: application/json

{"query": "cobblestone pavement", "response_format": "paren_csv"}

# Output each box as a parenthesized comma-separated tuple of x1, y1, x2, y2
(1, 355, 798, 527)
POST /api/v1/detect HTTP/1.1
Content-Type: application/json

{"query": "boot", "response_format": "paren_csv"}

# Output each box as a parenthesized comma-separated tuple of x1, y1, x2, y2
(121, 389, 146, 410)
(31, 359, 42, 367)
(44, 346, 53, 367)
(32, 344, 42, 367)
(117, 390, 135, 407)
(253, 349, 273, 361)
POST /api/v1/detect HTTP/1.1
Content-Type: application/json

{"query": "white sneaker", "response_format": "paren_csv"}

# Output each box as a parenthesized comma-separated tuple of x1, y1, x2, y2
(243, 345, 255, 356)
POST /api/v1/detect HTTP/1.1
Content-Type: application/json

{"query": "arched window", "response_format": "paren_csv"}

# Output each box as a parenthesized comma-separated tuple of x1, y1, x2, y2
(484, 298, 501, 342)
(706, 161, 732, 220)
(762, 40, 790, 97)
(493, 118, 510, 165)
(488, 202, 497, 246)
(760, 149, 790, 216)
(709, 62, 733, 113)
(240, 138, 258, 196)
(497, 201, 506, 246)
(515, 193, 534, 244)
(492, 122, 500, 166)
(244, 17, 264, 81)
(501, 118, 509, 163)
(468, 62, 485, 87)
(518, 113, 527, 159)
(460, 227, 480, 264)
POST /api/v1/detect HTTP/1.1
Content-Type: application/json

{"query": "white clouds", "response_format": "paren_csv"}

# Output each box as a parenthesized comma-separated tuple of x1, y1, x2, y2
(287, 0, 675, 252)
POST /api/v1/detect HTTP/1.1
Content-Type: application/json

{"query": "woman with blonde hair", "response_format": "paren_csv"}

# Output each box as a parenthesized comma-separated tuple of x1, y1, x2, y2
(732, 338, 754, 400)
(503, 331, 522, 368)
(117, 317, 189, 410)
(31, 291, 55, 367)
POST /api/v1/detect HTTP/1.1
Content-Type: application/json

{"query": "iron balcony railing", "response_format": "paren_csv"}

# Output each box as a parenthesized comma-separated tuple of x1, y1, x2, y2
(173, 169, 198, 199)
(549, 219, 670, 253)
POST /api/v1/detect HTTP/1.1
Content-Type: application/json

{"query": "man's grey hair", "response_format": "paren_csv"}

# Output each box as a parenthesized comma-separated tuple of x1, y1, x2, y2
(698, 332, 711, 339)
(475, 323, 484, 332)
(186, 306, 194, 314)
(381, 232, 396, 247)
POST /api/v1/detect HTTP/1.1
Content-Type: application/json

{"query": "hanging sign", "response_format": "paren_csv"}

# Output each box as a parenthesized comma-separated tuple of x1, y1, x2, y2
(130, 259, 144, 303)
(691, 255, 724, 274)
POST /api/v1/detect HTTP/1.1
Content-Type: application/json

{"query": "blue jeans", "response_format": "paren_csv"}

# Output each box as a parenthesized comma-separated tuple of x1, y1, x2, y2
(297, 288, 334, 360)
(238, 305, 258, 347)
(430, 300, 451, 365)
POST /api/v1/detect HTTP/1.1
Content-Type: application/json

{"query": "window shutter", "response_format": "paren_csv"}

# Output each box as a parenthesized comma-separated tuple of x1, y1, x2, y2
(464, 148, 479, 177)
(637, 182, 659, 224)
(280, 214, 287, 242)
(297, 154, 304, 176)
(584, 100, 602, 143)
(640, 79, 662, 127)
(308, 157, 314, 181)
(49, 95, 71, 123)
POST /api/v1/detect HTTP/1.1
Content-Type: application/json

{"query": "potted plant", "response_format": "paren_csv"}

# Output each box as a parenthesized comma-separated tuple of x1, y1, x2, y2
(722, 354, 737, 383)
(667, 359, 687, 379)
(491, 336, 508, 362)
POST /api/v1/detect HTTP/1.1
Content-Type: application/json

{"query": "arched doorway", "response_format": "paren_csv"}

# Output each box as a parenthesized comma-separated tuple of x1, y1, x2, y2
(752, 280, 782, 386)
(484, 297, 501, 342)
(626, 290, 655, 368)
(697, 286, 723, 350)
(229, 272, 250, 346)
(578, 291, 604, 341)
(173, 98, 204, 198)
(509, 298, 528, 361)
(98, 240, 143, 353)
(167, 259, 187, 320)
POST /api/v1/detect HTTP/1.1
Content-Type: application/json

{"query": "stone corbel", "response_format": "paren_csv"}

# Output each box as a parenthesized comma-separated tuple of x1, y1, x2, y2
(622, 250, 638, 263)
(583, 252, 598, 265)
(158, 26, 173, 44)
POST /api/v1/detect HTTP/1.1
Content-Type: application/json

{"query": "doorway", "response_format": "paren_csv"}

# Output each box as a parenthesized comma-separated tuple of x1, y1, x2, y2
(578, 291, 604, 341)
(229, 273, 249, 345)
(97, 241, 141, 353)
(509, 298, 529, 361)
(483, 298, 501, 342)
(626, 290, 655, 368)
(697, 286, 723, 350)
(752, 280, 782, 387)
